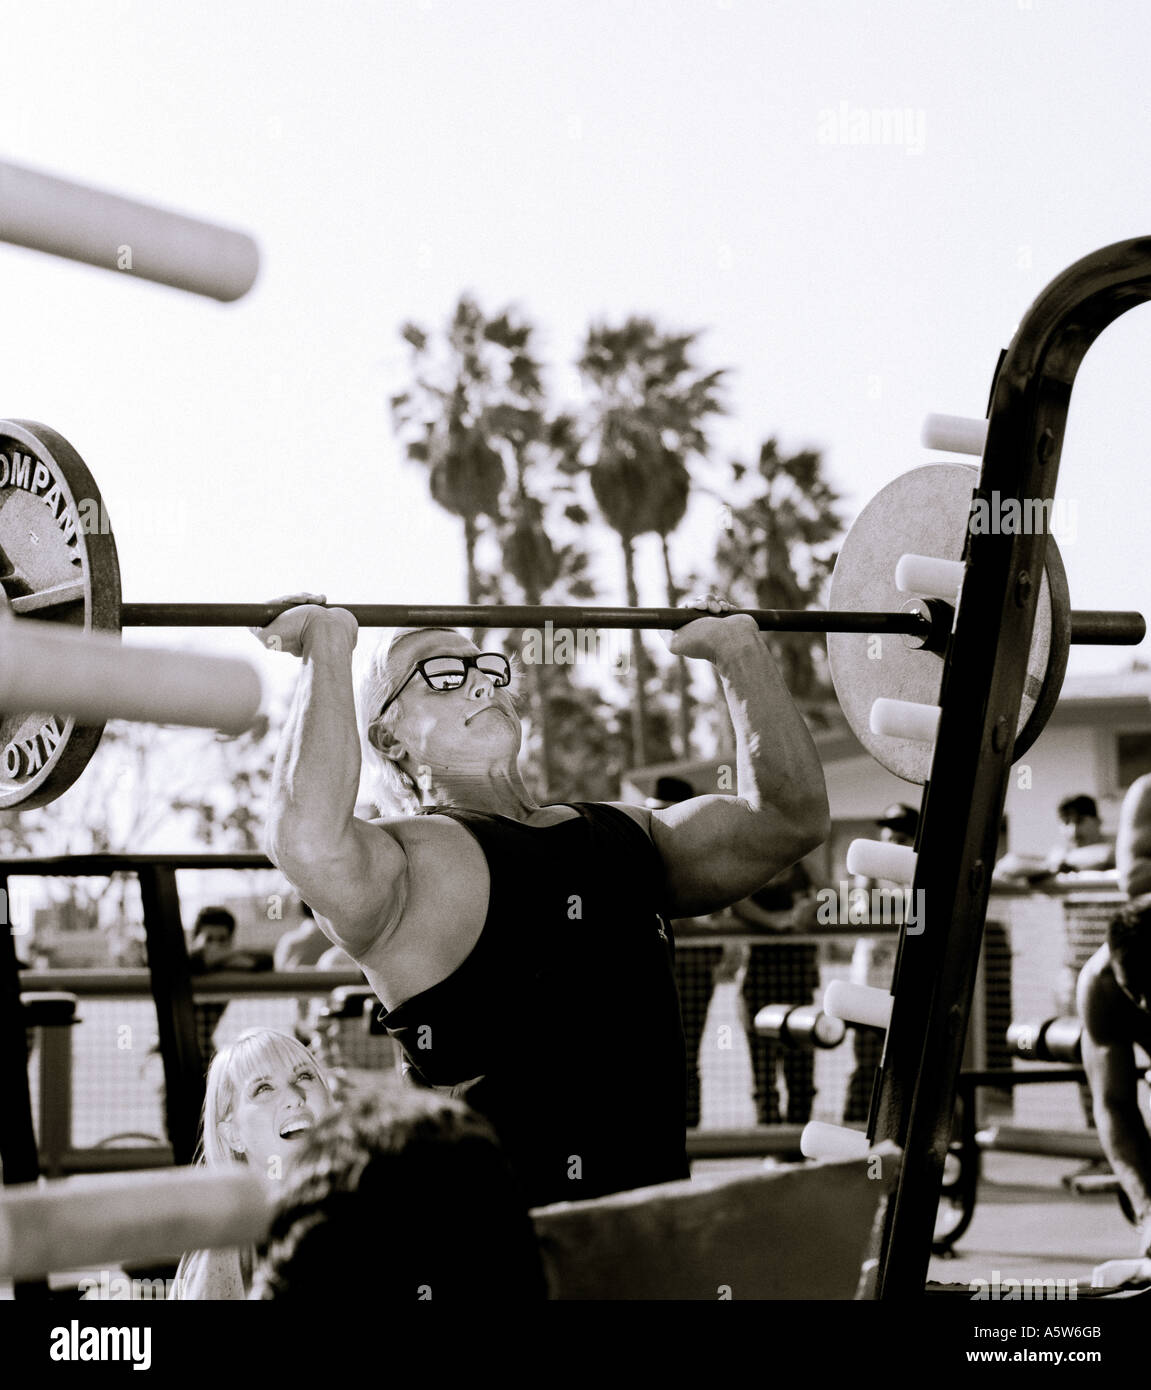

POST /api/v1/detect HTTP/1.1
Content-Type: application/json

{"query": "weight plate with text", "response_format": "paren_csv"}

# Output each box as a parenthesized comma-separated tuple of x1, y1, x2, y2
(0, 419, 121, 808)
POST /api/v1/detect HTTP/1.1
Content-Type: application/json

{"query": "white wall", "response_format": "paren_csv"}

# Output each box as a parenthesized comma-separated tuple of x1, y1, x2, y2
(1003, 725, 1108, 856)
(823, 752, 923, 821)
(822, 722, 1117, 859)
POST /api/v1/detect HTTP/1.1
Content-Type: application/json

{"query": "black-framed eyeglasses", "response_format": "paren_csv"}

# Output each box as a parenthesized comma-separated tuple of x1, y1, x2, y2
(375, 653, 512, 723)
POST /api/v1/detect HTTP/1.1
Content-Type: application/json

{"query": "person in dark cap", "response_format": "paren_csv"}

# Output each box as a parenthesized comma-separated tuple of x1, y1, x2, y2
(843, 803, 920, 1124)
(186, 907, 272, 1064)
(256, 593, 830, 1208)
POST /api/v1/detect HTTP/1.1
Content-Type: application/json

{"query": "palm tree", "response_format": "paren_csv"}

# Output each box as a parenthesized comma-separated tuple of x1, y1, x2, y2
(575, 318, 726, 765)
(715, 439, 844, 710)
(392, 299, 600, 794)
(390, 295, 514, 605)
(487, 401, 562, 793)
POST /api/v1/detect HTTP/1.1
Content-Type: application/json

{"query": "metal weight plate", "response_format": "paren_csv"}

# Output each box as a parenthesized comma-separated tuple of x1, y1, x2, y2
(0, 420, 121, 808)
(827, 463, 1070, 785)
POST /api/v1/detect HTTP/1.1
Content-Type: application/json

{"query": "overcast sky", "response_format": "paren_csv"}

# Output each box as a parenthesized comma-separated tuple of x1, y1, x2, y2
(2, 0, 1149, 705)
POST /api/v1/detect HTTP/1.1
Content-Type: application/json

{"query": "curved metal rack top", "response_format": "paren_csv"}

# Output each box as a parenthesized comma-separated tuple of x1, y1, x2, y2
(876, 238, 1151, 1298)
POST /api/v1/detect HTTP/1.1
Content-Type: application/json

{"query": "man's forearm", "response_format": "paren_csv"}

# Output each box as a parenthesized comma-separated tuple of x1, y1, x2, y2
(1058, 844, 1116, 873)
(268, 624, 362, 859)
(714, 636, 828, 830)
(1096, 1103, 1151, 1232)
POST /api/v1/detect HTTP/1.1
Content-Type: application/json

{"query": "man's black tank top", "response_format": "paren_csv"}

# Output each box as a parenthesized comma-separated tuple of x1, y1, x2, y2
(377, 801, 690, 1208)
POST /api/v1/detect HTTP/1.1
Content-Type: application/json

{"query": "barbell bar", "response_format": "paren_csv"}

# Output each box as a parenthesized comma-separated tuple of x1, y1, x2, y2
(1, 419, 1145, 810)
(114, 601, 1144, 641)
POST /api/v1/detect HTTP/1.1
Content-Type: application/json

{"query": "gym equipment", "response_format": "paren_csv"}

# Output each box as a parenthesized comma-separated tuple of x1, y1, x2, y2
(534, 1145, 900, 1299)
(827, 462, 1069, 784)
(824, 980, 893, 1032)
(754, 1003, 847, 1049)
(0, 1167, 269, 1280)
(845, 839, 917, 885)
(0, 413, 1141, 807)
(0, 619, 261, 733)
(867, 236, 1151, 1299)
(0, 422, 261, 806)
(0, 158, 259, 301)
(1006, 1015, 1083, 1064)
(800, 1122, 871, 1161)
(0, 1147, 896, 1300)
(0, 420, 121, 808)
(921, 413, 988, 455)
(4, 182, 1151, 1302)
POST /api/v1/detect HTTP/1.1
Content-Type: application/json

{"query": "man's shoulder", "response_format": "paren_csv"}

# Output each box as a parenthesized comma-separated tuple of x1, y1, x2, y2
(362, 810, 459, 845)
(1079, 944, 1113, 999)
(601, 800, 652, 832)
(1124, 775, 1151, 813)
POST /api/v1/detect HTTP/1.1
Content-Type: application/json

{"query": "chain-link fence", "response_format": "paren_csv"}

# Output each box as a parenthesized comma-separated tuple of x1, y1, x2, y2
(22, 892, 1137, 1165)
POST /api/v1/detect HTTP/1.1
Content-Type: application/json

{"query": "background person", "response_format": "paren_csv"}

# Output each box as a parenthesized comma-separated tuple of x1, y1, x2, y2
(186, 906, 273, 1066)
(273, 901, 330, 971)
(274, 901, 352, 1045)
(734, 862, 821, 1127)
(843, 803, 919, 1126)
(171, 1027, 334, 1300)
(1050, 795, 1117, 875)
(994, 793, 1116, 886)
(251, 1088, 548, 1302)
(1078, 895, 1151, 1288)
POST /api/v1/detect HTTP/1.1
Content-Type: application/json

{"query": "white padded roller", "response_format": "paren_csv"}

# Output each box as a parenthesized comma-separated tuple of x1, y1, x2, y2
(0, 1168, 271, 1279)
(800, 1123, 871, 1162)
(825, 980, 893, 1031)
(894, 553, 965, 601)
(922, 413, 988, 456)
(0, 619, 262, 733)
(846, 838, 917, 885)
(870, 698, 941, 743)
(0, 159, 259, 302)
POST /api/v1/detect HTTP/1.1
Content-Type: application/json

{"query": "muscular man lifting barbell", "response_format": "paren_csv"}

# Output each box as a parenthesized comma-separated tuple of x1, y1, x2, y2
(254, 593, 830, 1208)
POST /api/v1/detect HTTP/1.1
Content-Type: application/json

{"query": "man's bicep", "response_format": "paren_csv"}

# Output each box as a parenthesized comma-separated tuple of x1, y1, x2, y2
(649, 796, 806, 916)
(284, 820, 408, 956)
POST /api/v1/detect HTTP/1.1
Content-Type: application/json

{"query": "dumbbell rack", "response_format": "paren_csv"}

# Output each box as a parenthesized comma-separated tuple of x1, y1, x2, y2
(871, 238, 1151, 1297)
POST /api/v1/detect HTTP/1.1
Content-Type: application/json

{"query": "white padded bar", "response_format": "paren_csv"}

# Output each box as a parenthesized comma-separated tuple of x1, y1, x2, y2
(894, 553, 965, 601)
(825, 980, 893, 1031)
(922, 413, 988, 456)
(846, 838, 918, 885)
(0, 159, 259, 302)
(870, 698, 941, 743)
(800, 1123, 871, 1161)
(0, 619, 262, 734)
(0, 1168, 270, 1280)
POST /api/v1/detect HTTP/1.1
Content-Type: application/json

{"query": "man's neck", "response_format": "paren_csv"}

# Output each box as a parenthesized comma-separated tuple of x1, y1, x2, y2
(424, 770, 542, 822)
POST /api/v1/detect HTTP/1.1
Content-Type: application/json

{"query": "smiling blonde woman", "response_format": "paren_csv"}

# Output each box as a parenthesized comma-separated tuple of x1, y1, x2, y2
(171, 1028, 334, 1300)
